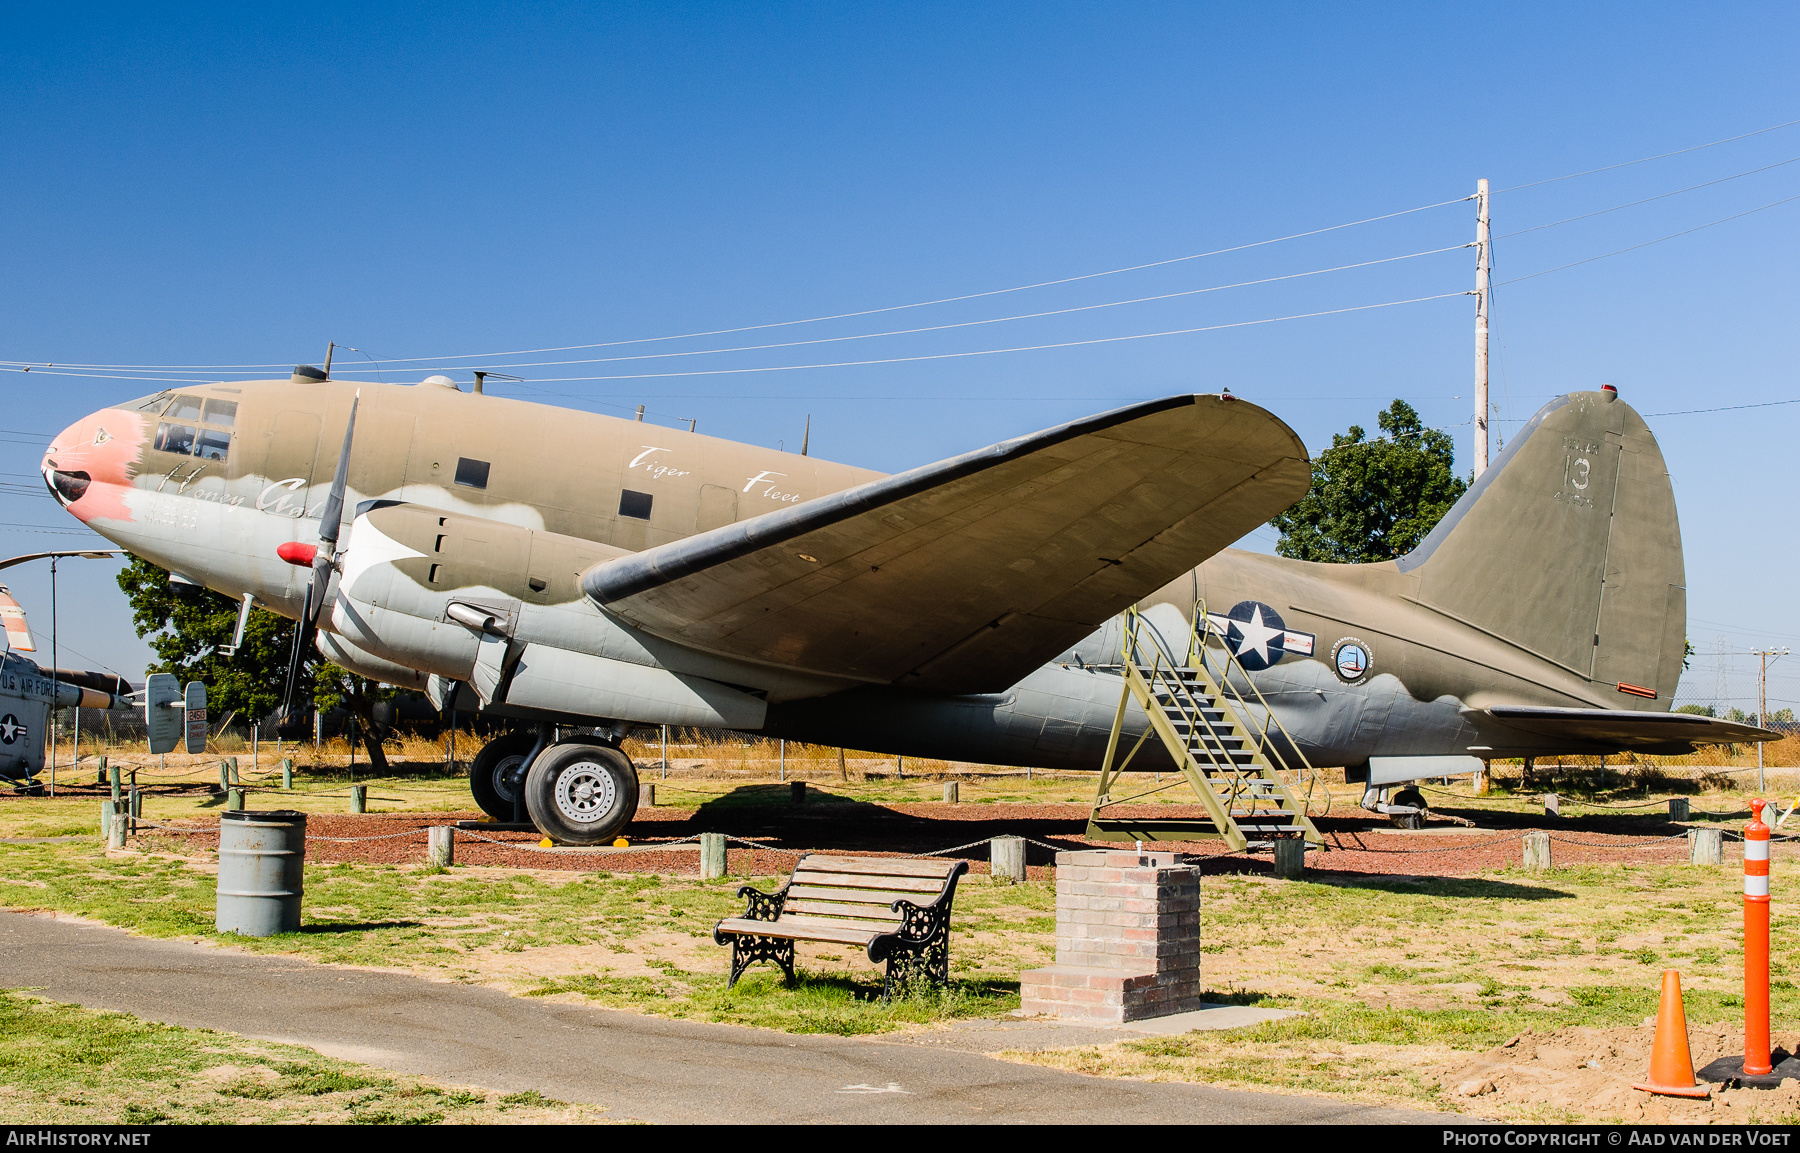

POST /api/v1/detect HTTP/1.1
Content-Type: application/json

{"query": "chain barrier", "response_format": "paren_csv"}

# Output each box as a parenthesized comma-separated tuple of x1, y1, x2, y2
(1325, 832, 1525, 855)
(1544, 831, 1693, 849)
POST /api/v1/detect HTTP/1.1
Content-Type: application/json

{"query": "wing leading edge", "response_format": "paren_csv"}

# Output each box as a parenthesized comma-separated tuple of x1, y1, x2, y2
(583, 394, 1310, 693)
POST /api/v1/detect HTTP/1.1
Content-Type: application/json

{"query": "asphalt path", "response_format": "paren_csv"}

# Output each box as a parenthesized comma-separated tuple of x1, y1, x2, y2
(0, 911, 1442, 1124)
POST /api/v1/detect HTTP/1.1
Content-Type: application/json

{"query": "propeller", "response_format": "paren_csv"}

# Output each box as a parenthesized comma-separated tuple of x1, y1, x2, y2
(275, 392, 359, 737)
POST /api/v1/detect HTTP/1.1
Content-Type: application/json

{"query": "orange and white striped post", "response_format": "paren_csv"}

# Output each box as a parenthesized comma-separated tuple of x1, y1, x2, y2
(1744, 798, 1772, 1077)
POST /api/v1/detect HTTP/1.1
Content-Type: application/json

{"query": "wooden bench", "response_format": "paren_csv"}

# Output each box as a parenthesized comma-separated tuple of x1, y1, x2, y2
(712, 853, 969, 996)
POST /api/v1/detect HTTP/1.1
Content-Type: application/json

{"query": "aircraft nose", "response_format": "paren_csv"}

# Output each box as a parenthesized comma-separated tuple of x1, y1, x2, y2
(43, 418, 94, 505)
(42, 411, 138, 521)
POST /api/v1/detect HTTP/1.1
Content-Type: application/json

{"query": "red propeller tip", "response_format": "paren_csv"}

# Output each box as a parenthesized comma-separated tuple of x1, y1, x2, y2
(277, 542, 318, 567)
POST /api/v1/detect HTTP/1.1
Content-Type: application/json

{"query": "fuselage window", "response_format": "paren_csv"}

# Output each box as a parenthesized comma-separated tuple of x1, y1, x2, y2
(154, 423, 198, 455)
(195, 428, 232, 461)
(619, 489, 653, 520)
(152, 393, 233, 461)
(455, 458, 490, 488)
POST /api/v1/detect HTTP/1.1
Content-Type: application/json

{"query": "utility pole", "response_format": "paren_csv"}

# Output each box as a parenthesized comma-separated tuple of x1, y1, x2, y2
(1473, 178, 1491, 478)
(1751, 648, 1788, 793)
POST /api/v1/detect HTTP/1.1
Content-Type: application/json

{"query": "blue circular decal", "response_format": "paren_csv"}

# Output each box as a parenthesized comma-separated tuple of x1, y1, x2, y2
(1332, 639, 1371, 682)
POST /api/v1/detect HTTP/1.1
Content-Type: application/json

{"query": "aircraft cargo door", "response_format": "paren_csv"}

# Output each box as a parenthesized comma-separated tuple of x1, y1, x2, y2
(697, 484, 737, 533)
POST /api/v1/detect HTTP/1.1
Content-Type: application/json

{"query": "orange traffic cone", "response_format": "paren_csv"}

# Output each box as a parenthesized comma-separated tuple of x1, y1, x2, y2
(1633, 970, 1711, 1098)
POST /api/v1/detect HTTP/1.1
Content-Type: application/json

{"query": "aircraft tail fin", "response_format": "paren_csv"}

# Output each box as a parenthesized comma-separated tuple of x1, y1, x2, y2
(1398, 389, 1685, 704)
(0, 585, 36, 652)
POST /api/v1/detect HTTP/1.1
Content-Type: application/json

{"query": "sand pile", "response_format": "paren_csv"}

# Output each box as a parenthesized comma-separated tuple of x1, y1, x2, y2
(1440, 1023, 1800, 1122)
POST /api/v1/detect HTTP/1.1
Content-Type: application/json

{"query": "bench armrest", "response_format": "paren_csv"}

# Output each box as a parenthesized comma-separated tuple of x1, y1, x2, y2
(735, 882, 790, 922)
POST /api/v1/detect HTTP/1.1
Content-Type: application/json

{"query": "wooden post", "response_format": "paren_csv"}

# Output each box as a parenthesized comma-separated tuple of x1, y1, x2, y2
(106, 801, 126, 849)
(990, 835, 1026, 883)
(227, 788, 243, 811)
(1523, 830, 1552, 871)
(660, 724, 668, 781)
(218, 762, 230, 794)
(896, 756, 903, 779)
(1689, 827, 1724, 866)
(1669, 797, 1691, 822)
(778, 738, 786, 782)
(1543, 793, 1559, 818)
(641, 783, 656, 808)
(838, 747, 847, 781)
(96, 753, 108, 787)
(129, 785, 140, 820)
(1273, 838, 1306, 880)
(109, 763, 121, 805)
(1473, 760, 1490, 796)
(700, 832, 727, 880)
(790, 781, 806, 805)
(281, 758, 293, 789)
(98, 800, 111, 842)
(229, 756, 239, 785)
(351, 784, 367, 813)
(943, 781, 959, 803)
(427, 826, 454, 868)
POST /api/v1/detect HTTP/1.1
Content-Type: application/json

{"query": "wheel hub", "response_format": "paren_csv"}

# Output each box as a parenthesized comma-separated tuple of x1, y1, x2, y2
(554, 761, 617, 824)
(494, 756, 528, 803)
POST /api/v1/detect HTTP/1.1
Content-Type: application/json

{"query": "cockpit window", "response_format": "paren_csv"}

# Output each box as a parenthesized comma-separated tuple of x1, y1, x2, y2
(195, 428, 231, 460)
(168, 395, 203, 422)
(202, 399, 237, 427)
(155, 424, 198, 455)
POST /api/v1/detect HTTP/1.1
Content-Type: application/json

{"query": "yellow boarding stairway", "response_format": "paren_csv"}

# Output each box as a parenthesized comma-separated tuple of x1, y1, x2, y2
(1086, 601, 1326, 853)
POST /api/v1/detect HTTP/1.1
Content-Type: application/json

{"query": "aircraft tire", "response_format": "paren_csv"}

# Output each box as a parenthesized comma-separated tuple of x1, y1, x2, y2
(523, 741, 639, 846)
(470, 730, 538, 822)
(1389, 786, 1427, 830)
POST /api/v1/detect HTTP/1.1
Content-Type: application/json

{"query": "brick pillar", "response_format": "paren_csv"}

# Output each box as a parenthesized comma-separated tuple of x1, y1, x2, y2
(1019, 848, 1202, 1023)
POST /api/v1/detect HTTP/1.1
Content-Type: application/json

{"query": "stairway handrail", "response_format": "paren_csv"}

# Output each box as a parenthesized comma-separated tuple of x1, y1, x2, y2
(1192, 599, 1331, 819)
(1125, 608, 1253, 811)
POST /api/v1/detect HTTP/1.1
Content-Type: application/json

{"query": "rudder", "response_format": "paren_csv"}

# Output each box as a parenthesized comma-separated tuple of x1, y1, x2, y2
(1397, 389, 1685, 705)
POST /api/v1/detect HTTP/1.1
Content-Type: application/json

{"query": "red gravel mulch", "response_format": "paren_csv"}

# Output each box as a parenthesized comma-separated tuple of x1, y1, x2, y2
(127, 798, 1724, 881)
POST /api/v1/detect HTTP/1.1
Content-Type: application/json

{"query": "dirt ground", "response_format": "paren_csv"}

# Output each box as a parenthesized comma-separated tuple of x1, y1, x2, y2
(1441, 1024, 1800, 1122)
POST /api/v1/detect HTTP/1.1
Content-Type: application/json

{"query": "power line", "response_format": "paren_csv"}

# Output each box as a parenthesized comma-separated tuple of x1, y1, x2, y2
(1494, 192, 1800, 289)
(1644, 397, 1800, 418)
(0, 195, 1477, 376)
(377, 243, 1472, 373)
(1494, 116, 1800, 193)
(1496, 155, 1800, 240)
(486, 290, 1470, 384)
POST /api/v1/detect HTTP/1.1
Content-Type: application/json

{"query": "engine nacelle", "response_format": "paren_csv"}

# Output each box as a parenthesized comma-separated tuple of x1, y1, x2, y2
(328, 501, 771, 730)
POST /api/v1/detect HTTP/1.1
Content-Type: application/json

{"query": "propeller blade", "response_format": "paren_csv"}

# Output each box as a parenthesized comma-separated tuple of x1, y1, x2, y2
(275, 392, 359, 733)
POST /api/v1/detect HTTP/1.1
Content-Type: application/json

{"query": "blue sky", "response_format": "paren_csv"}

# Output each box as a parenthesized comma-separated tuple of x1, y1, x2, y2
(5, 2, 1798, 711)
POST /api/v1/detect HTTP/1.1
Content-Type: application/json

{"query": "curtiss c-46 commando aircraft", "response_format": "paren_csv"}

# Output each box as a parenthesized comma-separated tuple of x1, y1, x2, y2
(43, 370, 1770, 843)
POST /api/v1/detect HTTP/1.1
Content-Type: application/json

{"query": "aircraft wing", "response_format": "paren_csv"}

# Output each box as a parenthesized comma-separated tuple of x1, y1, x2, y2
(583, 395, 1310, 693)
(1482, 705, 1781, 752)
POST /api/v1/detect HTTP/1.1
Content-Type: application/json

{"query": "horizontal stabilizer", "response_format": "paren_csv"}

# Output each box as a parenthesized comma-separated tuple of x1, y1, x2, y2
(1483, 705, 1779, 752)
(585, 395, 1309, 693)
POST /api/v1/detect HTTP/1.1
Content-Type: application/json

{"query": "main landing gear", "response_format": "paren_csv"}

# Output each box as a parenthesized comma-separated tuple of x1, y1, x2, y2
(469, 728, 640, 846)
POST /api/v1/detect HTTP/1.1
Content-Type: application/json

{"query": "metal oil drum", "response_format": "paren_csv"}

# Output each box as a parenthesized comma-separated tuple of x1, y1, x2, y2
(216, 809, 306, 936)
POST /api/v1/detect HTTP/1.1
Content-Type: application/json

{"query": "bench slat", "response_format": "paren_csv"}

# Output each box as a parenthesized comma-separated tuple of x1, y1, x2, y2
(781, 899, 903, 922)
(715, 917, 881, 946)
(789, 883, 939, 905)
(795, 866, 950, 895)
(800, 855, 961, 879)
(790, 870, 945, 894)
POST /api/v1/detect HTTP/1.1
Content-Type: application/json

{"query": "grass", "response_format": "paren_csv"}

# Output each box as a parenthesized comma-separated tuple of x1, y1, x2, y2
(0, 989, 604, 1124)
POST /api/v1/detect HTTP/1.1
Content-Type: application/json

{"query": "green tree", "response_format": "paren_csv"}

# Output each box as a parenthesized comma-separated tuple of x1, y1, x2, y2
(1270, 399, 1470, 563)
(116, 557, 397, 771)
